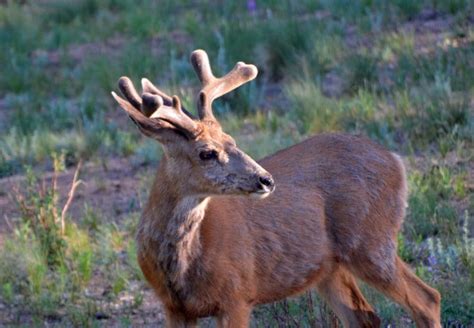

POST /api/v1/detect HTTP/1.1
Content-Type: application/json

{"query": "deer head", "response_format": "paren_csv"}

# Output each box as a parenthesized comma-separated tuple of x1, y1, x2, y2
(111, 49, 274, 199)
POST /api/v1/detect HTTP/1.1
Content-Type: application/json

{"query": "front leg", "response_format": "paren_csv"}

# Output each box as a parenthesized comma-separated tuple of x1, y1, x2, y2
(164, 307, 198, 328)
(216, 303, 252, 328)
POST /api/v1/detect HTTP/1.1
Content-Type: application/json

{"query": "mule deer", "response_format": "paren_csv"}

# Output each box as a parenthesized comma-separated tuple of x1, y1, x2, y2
(111, 49, 441, 327)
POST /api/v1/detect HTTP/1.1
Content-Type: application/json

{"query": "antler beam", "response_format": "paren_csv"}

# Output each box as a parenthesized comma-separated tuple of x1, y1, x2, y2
(112, 77, 198, 138)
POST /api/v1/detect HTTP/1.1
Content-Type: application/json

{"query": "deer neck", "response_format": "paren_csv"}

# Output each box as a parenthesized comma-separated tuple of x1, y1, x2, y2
(139, 157, 209, 290)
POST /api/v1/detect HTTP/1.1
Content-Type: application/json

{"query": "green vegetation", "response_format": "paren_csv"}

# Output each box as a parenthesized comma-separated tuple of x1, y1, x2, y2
(0, 0, 473, 326)
(0, 156, 143, 326)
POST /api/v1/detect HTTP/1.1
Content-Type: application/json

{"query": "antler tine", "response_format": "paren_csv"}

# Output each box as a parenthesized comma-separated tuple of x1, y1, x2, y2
(142, 78, 173, 105)
(141, 92, 164, 117)
(190, 49, 215, 86)
(190, 49, 258, 121)
(118, 76, 142, 110)
(141, 78, 197, 119)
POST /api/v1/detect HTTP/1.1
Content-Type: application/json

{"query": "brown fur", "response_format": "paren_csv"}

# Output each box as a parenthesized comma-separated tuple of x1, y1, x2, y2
(112, 50, 441, 328)
(133, 133, 440, 327)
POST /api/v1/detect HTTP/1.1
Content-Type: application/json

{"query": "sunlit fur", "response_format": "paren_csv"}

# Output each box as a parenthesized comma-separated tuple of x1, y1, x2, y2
(158, 121, 271, 199)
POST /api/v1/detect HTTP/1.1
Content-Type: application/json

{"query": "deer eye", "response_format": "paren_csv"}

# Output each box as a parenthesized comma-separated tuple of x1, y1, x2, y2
(199, 150, 218, 161)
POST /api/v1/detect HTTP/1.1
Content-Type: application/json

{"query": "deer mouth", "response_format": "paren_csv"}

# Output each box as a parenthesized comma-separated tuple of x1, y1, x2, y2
(250, 190, 273, 199)
(250, 184, 275, 199)
(234, 186, 274, 199)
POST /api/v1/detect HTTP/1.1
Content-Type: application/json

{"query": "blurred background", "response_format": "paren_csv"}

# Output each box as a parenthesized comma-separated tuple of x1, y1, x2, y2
(0, 0, 473, 326)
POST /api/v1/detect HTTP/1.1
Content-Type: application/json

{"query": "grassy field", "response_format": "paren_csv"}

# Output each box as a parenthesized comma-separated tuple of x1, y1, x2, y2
(0, 0, 473, 326)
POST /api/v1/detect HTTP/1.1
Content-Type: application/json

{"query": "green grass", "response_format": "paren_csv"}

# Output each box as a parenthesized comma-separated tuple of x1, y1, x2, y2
(0, 0, 473, 326)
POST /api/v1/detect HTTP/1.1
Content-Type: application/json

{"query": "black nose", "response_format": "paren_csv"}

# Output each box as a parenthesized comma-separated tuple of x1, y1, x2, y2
(258, 175, 274, 189)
